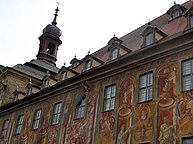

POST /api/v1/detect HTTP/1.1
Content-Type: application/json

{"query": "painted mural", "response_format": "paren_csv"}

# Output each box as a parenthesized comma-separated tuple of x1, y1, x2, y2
(117, 74, 135, 144)
(178, 91, 193, 135)
(157, 63, 178, 144)
(64, 81, 98, 144)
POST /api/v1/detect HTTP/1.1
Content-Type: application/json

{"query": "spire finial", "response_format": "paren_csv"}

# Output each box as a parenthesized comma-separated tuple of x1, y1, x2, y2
(113, 34, 116, 37)
(64, 61, 66, 66)
(74, 54, 76, 58)
(174, 1, 176, 5)
(88, 49, 90, 55)
(52, 2, 60, 25)
(148, 19, 151, 25)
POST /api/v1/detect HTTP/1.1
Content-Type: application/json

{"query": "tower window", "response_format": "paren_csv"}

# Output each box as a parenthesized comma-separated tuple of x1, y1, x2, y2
(26, 86, 32, 96)
(145, 32, 154, 46)
(47, 43, 55, 55)
(75, 95, 86, 119)
(60, 71, 67, 81)
(111, 48, 119, 60)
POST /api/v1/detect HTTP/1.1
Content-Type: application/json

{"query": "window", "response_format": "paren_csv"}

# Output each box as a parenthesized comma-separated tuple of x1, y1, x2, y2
(139, 72, 153, 102)
(145, 32, 154, 46)
(60, 71, 67, 81)
(13, 91, 19, 101)
(189, 14, 193, 28)
(15, 114, 24, 134)
(111, 48, 119, 60)
(47, 43, 55, 55)
(182, 59, 193, 91)
(32, 109, 42, 130)
(75, 95, 86, 119)
(85, 60, 92, 70)
(26, 86, 32, 96)
(1, 119, 9, 137)
(42, 78, 49, 89)
(51, 102, 62, 125)
(171, 9, 180, 19)
(103, 85, 116, 111)
(182, 137, 193, 144)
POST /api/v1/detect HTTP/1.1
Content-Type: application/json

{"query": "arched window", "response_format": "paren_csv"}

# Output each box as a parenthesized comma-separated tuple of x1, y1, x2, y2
(47, 43, 55, 55)
(171, 9, 180, 19)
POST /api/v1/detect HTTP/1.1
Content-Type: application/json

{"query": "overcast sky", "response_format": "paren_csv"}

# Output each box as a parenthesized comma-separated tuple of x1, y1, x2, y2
(0, 0, 188, 68)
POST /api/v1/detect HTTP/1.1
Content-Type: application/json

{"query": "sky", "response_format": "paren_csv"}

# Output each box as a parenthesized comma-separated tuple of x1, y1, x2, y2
(0, 0, 188, 68)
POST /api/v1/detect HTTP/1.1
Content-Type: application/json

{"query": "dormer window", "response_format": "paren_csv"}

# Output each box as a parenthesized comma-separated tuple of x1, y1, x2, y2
(85, 60, 92, 70)
(60, 71, 67, 81)
(141, 24, 167, 47)
(26, 86, 32, 96)
(145, 32, 154, 46)
(13, 90, 19, 101)
(167, 4, 186, 21)
(171, 9, 180, 19)
(111, 48, 119, 60)
(189, 14, 193, 28)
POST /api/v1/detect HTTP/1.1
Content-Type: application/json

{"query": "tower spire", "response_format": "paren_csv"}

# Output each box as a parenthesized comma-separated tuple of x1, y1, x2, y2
(52, 5, 59, 26)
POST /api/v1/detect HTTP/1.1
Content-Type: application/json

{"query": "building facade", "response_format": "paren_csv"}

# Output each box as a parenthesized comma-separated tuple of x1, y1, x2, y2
(1, 1, 193, 144)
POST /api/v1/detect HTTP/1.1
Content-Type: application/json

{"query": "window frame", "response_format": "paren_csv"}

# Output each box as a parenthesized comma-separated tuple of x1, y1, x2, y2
(138, 72, 153, 103)
(103, 84, 116, 112)
(182, 59, 193, 91)
(111, 48, 119, 60)
(15, 114, 24, 134)
(31, 109, 42, 130)
(144, 32, 154, 46)
(51, 102, 62, 125)
(85, 59, 92, 70)
(75, 95, 86, 119)
(182, 136, 193, 144)
(189, 14, 193, 29)
(1, 119, 9, 138)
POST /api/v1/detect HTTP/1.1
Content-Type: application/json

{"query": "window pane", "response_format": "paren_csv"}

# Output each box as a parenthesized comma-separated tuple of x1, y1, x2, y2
(145, 32, 154, 46)
(190, 15, 193, 28)
(183, 60, 191, 75)
(139, 72, 153, 102)
(183, 137, 193, 144)
(111, 49, 118, 60)
(183, 76, 192, 91)
(15, 115, 24, 134)
(1, 120, 9, 137)
(104, 85, 116, 111)
(51, 103, 62, 124)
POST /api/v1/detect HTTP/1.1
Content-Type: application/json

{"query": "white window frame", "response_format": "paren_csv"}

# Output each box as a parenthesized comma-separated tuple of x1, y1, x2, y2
(145, 32, 154, 46)
(182, 59, 193, 91)
(32, 109, 42, 130)
(1, 119, 9, 137)
(182, 136, 193, 144)
(139, 72, 153, 103)
(75, 95, 86, 119)
(51, 102, 62, 125)
(15, 114, 24, 134)
(103, 84, 116, 111)
(111, 48, 119, 60)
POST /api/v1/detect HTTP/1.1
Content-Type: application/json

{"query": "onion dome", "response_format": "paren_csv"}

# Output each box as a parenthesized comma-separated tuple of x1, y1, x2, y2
(43, 7, 62, 37)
